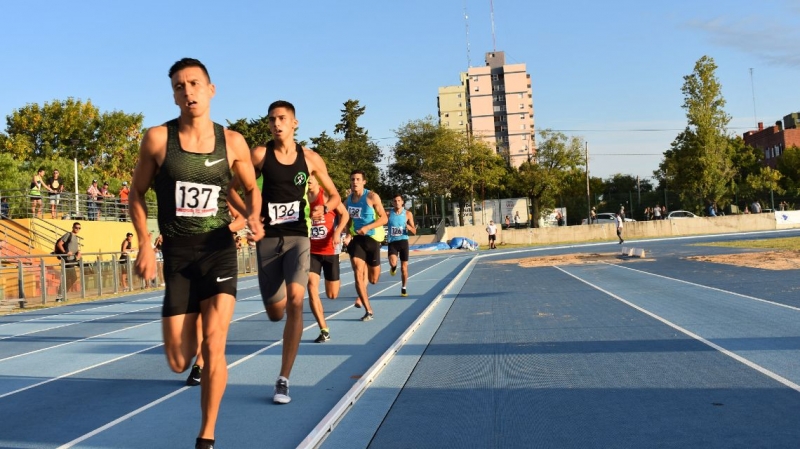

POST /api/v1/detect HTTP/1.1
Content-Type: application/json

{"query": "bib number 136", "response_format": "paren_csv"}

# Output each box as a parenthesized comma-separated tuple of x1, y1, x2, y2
(175, 181, 221, 217)
(268, 201, 301, 225)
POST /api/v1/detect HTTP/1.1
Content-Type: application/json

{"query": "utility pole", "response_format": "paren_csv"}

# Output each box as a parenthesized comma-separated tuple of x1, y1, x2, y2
(585, 142, 591, 224)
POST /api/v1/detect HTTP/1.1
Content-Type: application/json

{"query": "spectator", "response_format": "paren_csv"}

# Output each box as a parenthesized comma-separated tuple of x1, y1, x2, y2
(100, 182, 114, 218)
(744, 205, 751, 214)
(513, 211, 521, 229)
(119, 232, 134, 291)
(643, 207, 651, 221)
(118, 181, 130, 221)
(653, 204, 661, 220)
(55, 222, 82, 302)
(751, 200, 762, 214)
(590, 206, 597, 224)
(30, 167, 45, 218)
(619, 205, 626, 219)
(1, 197, 9, 219)
(87, 180, 101, 221)
(486, 220, 497, 249)
(504, 215, 510, 229)
(45, 169, 65, 219)
(555, 210, 564, 226)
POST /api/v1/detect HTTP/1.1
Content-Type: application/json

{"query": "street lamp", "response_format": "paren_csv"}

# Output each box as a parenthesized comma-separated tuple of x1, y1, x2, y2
(70, 139, 79, 218)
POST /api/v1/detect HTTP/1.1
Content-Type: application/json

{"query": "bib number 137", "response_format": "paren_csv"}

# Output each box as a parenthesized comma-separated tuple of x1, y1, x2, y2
(175, 181, 221, 217)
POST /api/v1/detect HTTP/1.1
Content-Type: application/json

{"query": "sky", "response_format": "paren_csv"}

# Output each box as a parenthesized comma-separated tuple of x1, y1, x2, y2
(1, 0, 799, 183)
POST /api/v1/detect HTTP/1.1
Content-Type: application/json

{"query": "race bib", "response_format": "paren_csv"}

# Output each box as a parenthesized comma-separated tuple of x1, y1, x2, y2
(268, 201, 301, 225)
(348, 206, 362, 219)
(310, 225, 328, 240)
(390, 226, 404, 236)
(175, 181, 221, 217)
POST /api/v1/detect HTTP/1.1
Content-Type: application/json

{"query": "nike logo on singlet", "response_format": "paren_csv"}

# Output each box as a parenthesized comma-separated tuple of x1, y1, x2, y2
(216, 276, 233, 282)
(205, 158, 226, 167)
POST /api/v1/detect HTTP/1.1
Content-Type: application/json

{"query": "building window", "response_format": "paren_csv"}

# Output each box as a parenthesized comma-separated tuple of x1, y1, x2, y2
(518, 93, 524, 99)
(458, 111, 463, 116)
(520, 114, 525, 119)
(519, 103, 525, 110)
(445, 113, 449, 118)
(492, 74, 499, 81)
(457, 93, 462, 98)
(459, 121, 464, 125)
(520, 124, 526, 130)
(521, 135, 527, 140)
(474, 85, 479, 92)
(458, 102, 462, 107)
(445, 121, 449, 126)
(473, 76, 478, 82)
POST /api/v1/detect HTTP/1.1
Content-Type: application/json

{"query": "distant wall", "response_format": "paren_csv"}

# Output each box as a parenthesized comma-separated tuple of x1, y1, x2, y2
(440, 213, 794, 247)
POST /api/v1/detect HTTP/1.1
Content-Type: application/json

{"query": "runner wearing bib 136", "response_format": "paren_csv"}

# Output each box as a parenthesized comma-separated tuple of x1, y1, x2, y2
(229, 100, 341, 405)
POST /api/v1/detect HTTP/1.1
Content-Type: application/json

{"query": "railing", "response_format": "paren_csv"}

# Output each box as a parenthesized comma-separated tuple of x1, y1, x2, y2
(0, 190, 159, 221)
(0, 246, 258, 310)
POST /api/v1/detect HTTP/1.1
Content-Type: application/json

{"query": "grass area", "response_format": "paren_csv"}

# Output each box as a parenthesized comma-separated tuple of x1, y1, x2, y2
(693, 237, 800, 250)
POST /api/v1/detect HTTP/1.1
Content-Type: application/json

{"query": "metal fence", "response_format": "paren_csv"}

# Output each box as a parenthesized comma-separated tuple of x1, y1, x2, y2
(0, 246, 257, 309)
(0, 189, 159, 221)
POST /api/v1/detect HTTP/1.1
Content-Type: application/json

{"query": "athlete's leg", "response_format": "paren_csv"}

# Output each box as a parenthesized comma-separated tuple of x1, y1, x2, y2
(162, 312, 201, 374)
(197, 293, 236, 441)
(279, 281, 306, 378)
(325, 279, 340, 299)
(351, 256, 371, 313)
(401, 260, 409, 287)
(308, 271, 327, 330)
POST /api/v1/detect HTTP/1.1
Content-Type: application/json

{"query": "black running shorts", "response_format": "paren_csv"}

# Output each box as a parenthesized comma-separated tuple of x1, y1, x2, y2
(310, 253, 340, 281)
(160, 228, 237, 317)
(387, 240, 410, 262)
(347, 235, 381, 267)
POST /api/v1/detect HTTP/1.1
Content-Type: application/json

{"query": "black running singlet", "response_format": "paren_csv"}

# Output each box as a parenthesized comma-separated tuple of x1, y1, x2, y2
(260, 141, 310, 238)
(154, 119, 232, 238)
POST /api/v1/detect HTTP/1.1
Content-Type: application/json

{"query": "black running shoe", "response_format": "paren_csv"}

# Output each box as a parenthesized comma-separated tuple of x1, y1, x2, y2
(186, 364, 202, 386)
(401, 287, 408, 297)
(360, 312, 374, 322)
(196, 438, 215, 449)
(314, 329, 330, 343)
(390, 266, 397, 276)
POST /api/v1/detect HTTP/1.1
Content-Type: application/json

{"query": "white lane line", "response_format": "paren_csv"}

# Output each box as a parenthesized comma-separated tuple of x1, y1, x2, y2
(300, 255, 469, 449)
(554, 266, 800, 394)
(0, 304, 163, 341)
(0, 293, 261, 363)
(56, 257, 456, 448)
(604, 262, 800, 312)
(0, 293, 162, 328)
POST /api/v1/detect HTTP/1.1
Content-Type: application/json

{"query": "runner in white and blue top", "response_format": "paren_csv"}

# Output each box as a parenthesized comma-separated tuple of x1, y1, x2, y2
(387, 193, 416, 296)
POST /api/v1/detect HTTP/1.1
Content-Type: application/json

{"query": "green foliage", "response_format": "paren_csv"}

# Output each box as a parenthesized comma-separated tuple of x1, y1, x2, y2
(226, 115, 273, 148)
(513, 129, 585, 226)
(656, 56, 736, 212)
(777, 146, 800, 196)
(1, 98, 143, 202)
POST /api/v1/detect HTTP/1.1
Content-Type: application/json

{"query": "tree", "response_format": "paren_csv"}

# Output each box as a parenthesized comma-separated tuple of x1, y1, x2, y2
(656, 56, 736, 212)
(513, 129, 585, 227)
(1, 98, 143, 200)
(226, 115, 272, 148)
(386, 117, 455, 198)
(310, 100, 382, 195)
(777, 146, 800, 197)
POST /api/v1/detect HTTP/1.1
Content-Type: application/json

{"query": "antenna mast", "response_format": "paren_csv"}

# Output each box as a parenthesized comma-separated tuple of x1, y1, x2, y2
(464, 1, 471, 67)
(749, 68, 758, 127)
(490, 0, 496, 51)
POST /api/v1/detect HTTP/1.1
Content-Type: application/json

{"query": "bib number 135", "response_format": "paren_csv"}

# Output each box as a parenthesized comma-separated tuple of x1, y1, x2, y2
(175, 181, 221, 217)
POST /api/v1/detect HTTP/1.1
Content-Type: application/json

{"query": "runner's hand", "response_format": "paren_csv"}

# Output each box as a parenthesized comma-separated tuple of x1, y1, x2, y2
(135, 245, 156, 281)
(246, 215, 265, 242)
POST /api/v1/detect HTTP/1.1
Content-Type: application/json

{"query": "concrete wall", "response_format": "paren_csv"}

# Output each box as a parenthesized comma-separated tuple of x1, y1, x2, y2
(441, 212, 796, 247)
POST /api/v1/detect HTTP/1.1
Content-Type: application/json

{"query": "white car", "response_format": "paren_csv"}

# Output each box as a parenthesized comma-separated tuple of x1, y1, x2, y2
(667, 210, 698, 219)
(582, 212, 636, 224)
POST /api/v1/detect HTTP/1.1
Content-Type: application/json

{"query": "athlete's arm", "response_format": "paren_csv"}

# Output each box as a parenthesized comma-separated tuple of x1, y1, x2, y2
(358, 191, 388, 235)
(227, 131, 264, 242)
(333, 202, 350, 246)
(305, 149, 341, 221)
(405, 210, 417, 235)
(226, 144, 265, 217)
(129, 126, 165, 280)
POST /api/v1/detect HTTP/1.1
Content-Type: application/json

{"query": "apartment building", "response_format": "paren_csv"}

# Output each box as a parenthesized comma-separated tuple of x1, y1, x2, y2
(743, 113, 800, 168)
(437, 51, 535, 168)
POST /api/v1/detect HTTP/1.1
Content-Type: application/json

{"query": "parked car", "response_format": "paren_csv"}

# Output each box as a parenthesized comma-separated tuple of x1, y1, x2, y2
(582, 212, 636, 224)
(667, 210, 698, 219)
